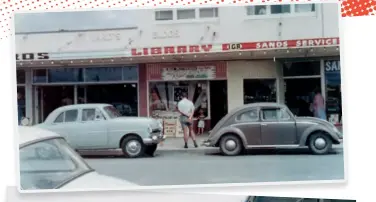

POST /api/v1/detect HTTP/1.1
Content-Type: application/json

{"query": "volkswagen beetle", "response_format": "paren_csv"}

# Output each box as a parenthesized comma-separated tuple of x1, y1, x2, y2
(203, 103, 342, 156)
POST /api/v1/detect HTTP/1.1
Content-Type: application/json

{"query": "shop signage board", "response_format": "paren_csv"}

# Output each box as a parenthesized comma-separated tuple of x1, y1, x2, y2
(222, 37, 339, 51)
(325, 60, 341, 72)
(16, 37, 340, 61)
(161, 66, 216, 81)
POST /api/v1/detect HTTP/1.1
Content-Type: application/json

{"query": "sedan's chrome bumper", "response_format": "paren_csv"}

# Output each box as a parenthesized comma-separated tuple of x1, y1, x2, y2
(143, 134, 166, 145)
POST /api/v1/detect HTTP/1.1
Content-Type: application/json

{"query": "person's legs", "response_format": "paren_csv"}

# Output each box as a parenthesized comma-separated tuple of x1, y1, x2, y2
(180, 116, 189, 148)
(183, 125, 189, 148)
(189, 125, 198, 147)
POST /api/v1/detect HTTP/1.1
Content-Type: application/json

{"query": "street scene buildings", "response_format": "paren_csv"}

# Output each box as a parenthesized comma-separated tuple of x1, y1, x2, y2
(16, 3, 344, 188)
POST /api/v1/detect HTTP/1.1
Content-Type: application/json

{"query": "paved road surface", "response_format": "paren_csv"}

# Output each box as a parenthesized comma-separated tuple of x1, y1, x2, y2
(84, 148, 344, 186)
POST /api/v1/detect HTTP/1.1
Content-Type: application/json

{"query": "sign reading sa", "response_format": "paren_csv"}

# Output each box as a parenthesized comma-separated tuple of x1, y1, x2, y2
(16, 53, 49, 61)
(325, 61, 341, 72)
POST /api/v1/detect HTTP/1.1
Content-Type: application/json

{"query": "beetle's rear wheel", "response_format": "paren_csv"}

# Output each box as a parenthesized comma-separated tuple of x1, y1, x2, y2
(219, 134, 243, 156)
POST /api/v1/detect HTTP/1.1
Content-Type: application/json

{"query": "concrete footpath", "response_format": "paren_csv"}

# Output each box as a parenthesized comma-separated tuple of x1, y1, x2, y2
(79, 133, 343, 156)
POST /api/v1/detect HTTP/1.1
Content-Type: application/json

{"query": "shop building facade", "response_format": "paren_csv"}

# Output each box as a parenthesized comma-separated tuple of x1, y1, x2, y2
(16, 3, 341, 135)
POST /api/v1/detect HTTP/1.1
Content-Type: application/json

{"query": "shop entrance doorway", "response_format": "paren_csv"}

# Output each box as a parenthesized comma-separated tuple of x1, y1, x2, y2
(209, 80, 228, 129)
(37, 86, 74, 122)
(284, 78, 321, 117)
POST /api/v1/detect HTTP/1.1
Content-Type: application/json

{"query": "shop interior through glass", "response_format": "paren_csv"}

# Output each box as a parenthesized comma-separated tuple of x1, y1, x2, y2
(284, 78, 321, 117)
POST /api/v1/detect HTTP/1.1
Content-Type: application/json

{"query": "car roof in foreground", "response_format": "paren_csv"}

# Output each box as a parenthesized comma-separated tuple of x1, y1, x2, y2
(232, 102, 287, 112)
(18, 126, 61, 146)
(58, 103, 112, 110)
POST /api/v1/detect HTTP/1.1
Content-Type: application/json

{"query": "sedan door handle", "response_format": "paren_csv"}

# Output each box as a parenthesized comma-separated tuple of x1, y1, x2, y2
(261, 123, 267, 126)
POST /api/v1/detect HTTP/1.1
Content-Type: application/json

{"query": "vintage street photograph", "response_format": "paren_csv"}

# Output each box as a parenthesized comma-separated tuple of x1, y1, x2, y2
(15, 3, 344, 191)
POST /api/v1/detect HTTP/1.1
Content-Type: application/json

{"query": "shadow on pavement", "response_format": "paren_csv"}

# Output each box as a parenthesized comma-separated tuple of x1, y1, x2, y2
(208, 148, 340, 156)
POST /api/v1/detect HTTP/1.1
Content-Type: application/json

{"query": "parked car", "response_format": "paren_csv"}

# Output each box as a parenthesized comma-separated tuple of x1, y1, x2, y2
(245, 196, 353, 202)
(34, 104, 165, 158)
(18, 126, 137, 191)
(203, 103, 342, 156)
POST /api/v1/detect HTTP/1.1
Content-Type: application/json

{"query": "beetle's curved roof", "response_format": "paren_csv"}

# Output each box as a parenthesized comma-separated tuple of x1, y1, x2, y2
(18, 126, 61, 146)
(230, 102, 287, 113)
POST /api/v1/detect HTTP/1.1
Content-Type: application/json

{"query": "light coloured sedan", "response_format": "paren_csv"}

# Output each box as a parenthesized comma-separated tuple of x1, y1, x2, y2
(35, 104, 165, 158)
(18, 126, 137, 191)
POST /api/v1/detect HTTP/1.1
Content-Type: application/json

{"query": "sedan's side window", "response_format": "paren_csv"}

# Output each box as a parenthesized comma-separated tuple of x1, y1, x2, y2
(82, 108, 105, 122)
(54, 112, 64, 123)
(64, 110, 78, 122)
(237, 109, 259, 122)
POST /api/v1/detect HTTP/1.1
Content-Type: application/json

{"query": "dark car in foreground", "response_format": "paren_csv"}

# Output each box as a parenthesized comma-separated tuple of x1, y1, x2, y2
(203, 103, 342, 156)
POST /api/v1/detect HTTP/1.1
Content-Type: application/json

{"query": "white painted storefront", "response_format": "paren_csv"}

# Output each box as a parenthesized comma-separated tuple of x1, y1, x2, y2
(15, 3, 341, 129)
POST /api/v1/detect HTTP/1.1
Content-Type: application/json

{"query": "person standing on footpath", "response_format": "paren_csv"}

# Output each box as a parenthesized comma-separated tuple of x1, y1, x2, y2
(313, 88, 327, 120)
(177, 93, 198, 148)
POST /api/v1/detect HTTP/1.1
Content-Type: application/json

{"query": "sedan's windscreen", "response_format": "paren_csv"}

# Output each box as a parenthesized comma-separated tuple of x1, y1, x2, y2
(19, 138, 92, 190)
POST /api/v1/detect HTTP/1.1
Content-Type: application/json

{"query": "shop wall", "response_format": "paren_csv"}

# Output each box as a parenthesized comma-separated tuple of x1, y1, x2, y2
(227, 60, 278, 111)
(16, 4, 339, 54)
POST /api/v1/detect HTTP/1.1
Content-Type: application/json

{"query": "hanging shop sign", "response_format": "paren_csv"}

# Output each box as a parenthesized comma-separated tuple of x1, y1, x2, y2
(16, 53, 49, 61)
(161, 66, 216, 81)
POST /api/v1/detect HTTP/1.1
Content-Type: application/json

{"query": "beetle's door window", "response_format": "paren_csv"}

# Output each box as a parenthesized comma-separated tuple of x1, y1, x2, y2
(262, 108, 291, 121)
(237, 109, 259, 122)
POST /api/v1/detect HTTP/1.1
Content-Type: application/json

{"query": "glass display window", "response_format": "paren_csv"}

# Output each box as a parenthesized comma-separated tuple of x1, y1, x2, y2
(149, 80, 209, 119)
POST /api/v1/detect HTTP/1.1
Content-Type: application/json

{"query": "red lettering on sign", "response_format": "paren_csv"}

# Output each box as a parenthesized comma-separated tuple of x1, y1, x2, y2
(177, 46, 187, 53)
(201, 44, 213, 52)
(143, 48, 149, 55)
(189, 45, 200, 53)
(164, 46, 175, 54)
(151, 47, 162, 55)
(131, 48, 142, 56)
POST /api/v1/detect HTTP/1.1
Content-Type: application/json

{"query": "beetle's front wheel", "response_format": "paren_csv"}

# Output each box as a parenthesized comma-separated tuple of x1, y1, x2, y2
(308, 132, 332, 155)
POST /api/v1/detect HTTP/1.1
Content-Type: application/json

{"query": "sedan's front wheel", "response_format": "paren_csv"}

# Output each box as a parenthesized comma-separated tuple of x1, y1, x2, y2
(219, 134, 243, 156)
(121, 136, 145, 158)
(308, 132, 333, 155)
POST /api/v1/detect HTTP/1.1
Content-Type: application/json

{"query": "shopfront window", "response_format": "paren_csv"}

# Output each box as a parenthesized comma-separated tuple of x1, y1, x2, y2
(149, 81, 209, 119)
(33, 69, 48, 83)
(325, 60, 342, 124)
(283, 61, 321, 77)
(17, 87, 26, 123)
(48, 68, 84, 83)
(243, 79, 277, 104)
(84, 67, 123, 82)
(17, 70, 26, 84)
